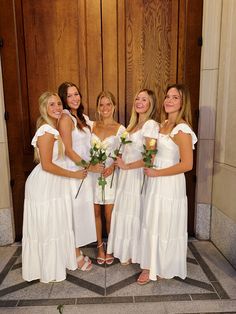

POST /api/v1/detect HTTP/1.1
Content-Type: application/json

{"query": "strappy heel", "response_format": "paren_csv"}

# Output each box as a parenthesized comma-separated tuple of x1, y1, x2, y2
(96, 242, 106, 265)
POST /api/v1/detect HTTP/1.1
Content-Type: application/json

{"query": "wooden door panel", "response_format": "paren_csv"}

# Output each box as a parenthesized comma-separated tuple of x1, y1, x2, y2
(22, 0, 80, 130)
(85, 0, 103, 119)
(117, 0, 126, 125)
(0, 0, 202, 239)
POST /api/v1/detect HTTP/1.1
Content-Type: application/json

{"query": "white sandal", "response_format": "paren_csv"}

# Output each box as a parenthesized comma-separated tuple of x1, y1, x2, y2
(77, 251, 92, 271)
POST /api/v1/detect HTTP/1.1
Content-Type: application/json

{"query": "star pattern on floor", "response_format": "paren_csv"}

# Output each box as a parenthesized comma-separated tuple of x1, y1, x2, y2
(0, 242, 230, 308)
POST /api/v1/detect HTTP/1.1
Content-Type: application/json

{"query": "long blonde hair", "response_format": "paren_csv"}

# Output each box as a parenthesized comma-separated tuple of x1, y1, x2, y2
(96, 91, 116, 120)
(34, 92, 64, 162)
(160, 84, 193, 127)
(127, 88, 158, 132)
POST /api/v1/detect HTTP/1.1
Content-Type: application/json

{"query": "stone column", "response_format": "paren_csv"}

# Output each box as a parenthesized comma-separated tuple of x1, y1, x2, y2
(195, 0, 222, 239)
(0, 57, 15, 245)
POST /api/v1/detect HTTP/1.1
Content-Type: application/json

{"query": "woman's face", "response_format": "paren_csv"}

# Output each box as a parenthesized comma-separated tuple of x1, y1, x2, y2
(98, 96, 114, 119)
(164, 87, 182, 114)
(66, 86, 81, 110)
(47, 95, 63, 121)
(134, 91, 150, 114)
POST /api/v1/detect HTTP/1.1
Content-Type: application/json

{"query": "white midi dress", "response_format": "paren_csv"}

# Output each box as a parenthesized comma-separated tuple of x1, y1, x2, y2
(22, 124, 77, 283)
(62, 110, 97, 248)
(107, 120, 159, 263)
(140, 123, 197, 280)
(91, 124, 126, 204)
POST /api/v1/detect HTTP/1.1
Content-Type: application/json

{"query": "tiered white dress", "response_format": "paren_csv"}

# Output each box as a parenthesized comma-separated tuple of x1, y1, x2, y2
(140, 123, 197, 280)
(22, 124, 77, 283)
(62, 110, 97, 247)
(107, 120, 159, 263)
(91, 124, 126, 204)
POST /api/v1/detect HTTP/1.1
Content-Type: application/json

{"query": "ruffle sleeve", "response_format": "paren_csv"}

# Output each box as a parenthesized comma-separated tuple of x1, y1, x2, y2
(31, 124, 59, 147)
(62, 109, 77, 127)
(142, 119, 159, 139)
(116, 124, 126, 137)
(84, 114, 93, 128)
(170, 123, 197, 149)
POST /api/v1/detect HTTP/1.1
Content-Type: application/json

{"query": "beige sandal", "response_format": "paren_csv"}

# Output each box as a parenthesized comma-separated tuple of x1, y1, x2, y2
(137, 270, 150, 285)
(77, 251, 92, 271)
(121, 259, 131, 266)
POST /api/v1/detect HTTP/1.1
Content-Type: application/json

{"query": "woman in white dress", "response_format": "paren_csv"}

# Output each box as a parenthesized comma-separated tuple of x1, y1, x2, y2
(22, 92, 87, 283)
(138, 84, 197, 285)
(58, 82, 103, 271)
(91, 91, 125, 265)
(107, 89, 159, 265)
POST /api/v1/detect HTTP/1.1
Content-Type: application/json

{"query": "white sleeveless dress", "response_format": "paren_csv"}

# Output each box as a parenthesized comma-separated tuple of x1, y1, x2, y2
(107, 120, 159, 263)
(91, 124, 126, 204)
(62, 110, 97, 248)
(22, 124, 77, 283)
(140, 123, 197, 280)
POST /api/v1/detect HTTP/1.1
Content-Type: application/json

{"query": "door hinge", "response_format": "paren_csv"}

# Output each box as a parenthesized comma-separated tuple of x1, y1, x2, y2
(10, 179, 15, 188)
(197, 36, 203, 47)
(4, 111, 9, 121)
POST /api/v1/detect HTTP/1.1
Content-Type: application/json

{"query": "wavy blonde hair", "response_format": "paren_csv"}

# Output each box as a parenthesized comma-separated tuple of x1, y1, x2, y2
(34, 92, 64, 162)
(126, 88, 158, 132)
(160, 84, 193, 127)
(96, 91, 116, 120)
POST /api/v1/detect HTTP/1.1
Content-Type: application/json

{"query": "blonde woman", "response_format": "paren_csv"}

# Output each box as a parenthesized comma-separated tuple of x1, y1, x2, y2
(91, 91, 125, 265)
(138, 84, 197, 285)
(107, 89, 159, 265)
(22, 92, 87, 283)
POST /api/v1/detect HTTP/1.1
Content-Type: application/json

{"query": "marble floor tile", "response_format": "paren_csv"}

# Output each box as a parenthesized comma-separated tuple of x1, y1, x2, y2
(0, 240, 235, 313)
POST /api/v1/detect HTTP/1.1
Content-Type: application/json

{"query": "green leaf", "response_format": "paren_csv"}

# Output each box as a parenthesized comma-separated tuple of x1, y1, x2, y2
(57, 304, 64, 314)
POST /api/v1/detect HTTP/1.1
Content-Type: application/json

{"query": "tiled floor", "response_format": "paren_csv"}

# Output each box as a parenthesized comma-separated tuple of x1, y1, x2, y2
(0, 239, 236, 314)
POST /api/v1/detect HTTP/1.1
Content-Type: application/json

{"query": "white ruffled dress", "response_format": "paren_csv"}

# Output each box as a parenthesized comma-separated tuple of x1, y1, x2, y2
(62, 110, 97, 248)
(91, 124, 126, 204)
(22, 124, 77, 283)
(107, 120, 159, 263)
(140, 123, 197, 280)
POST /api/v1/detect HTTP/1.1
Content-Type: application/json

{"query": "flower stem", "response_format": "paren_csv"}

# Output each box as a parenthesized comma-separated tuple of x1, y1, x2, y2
(110, 168, 115, 188)
(141, 175, 145, 194)
(75, 178, 84, 199)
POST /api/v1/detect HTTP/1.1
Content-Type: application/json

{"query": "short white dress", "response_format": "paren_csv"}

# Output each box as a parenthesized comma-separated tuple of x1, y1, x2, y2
(140, 123, 197, 280)
(22, 124, 77, 283)
(91, 124, 126, 204)
(62, 110, 97, 248)
(107, 120, 159, 263)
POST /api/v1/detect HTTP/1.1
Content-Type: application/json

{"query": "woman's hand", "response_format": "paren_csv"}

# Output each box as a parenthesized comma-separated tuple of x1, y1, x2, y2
(103, 164, 114, 178)
(144, 167, 158, 177)
(75, 169, 88, 179)
(115, 156, 128, 170)
(88, 163, 104, 173)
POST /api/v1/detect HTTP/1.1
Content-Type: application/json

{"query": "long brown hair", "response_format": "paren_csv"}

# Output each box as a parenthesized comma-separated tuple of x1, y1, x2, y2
(58, 81, 88, 129)
(160, 84, 192, 127)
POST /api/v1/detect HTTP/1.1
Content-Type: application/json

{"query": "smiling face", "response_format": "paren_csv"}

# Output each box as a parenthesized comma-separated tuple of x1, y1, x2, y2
(134, 91, 150, 114)
(98, 96, 114, 119)
(163, 87, 182, 115)
(66, 86, 81, 111)
(47, 95, 63, 121)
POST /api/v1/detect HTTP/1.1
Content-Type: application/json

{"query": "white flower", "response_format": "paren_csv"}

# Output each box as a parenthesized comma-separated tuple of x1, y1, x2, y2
(121, 131, 128, 139)
(100, 142, 107, 150)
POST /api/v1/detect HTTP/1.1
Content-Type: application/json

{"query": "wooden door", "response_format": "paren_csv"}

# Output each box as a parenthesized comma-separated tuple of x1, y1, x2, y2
(0, 0, 202, 240)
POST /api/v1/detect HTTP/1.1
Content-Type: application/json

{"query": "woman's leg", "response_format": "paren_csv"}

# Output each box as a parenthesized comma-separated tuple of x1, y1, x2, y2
(104, 204, 114, 264)
(94, 204, 106, 264)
